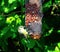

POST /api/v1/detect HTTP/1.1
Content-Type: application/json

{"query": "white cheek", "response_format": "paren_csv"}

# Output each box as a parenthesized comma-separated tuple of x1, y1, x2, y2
(18, 28, 23, 33)
(18, 29, 21, 33)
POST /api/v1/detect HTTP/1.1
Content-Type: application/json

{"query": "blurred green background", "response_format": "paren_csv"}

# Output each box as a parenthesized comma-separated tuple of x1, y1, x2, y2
(0, 0, 60, 52)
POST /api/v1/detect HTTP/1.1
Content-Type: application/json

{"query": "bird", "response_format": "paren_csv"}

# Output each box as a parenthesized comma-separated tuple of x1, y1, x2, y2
(18, 26, 28, 38)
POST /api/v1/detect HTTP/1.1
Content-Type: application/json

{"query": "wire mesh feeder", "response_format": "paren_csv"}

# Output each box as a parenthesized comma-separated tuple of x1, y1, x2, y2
(25, 0, 43, 39)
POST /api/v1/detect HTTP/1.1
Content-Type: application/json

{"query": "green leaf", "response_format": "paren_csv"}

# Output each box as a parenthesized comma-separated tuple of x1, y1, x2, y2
(57, 30, 60, 34)
(21, 38, 35, 48)
(12, 33, 17, 39)
(26, 39, 35, 48)
(3, 7, 9, 13)
(34, 47, 40, 52)
(6, 16, 15, 24)
(0, 26, 9, 37)
(55, 46, 60, 52)
(21, 38, 27, 45)
(8, 0, 16, 4)
(1, 0, 4, 6)
(16, 18, 21, 25)
(57, 42, 60, 48)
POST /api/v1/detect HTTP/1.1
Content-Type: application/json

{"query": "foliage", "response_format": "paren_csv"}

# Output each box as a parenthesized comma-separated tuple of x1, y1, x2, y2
(0, 0, 60, 52)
